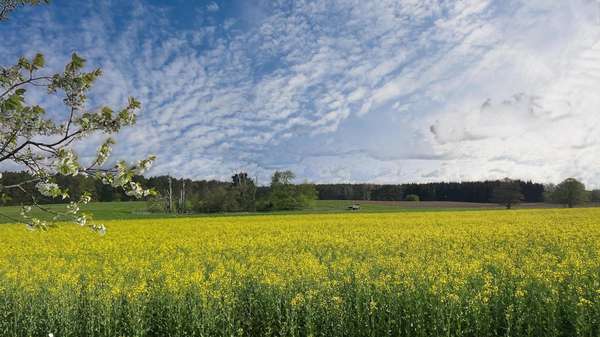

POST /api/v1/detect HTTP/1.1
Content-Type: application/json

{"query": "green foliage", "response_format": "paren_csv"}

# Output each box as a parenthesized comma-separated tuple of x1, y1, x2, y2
(543, 183, 556, 202)
(404, 194, 420, 202)
(263, 171, 317, 211)
(230, 172, 256, 212)
(146, 196, 168, 213)
(190, 173, 257, 213)
(271, 170, 295, 185)
(297, 182, 318, 207)
(491, 178, 523, 209)
(590, 190, 600, 202)
(550, 178, 588, 208)
(193, 185, 230, 213)
(268, 183, 299, 210)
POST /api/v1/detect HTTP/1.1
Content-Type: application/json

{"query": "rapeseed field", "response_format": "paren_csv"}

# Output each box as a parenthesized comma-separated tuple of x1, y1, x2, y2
(0, 209, 599, 337)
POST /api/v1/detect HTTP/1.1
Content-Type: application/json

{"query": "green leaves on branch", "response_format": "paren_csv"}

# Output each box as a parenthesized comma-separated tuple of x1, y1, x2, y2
(1, 49, 156, 233)
(93, 138, 115, 167)
(78, 97, 138, 133)
(65, 52, 85, 73)
(48, 53, 103, 113)
(1, 91, 25, 110)
(54, 148, 80, 176)
(32, 53, 44, 68)
(17, 53, 44, 72)
(0, 0, 147, 234)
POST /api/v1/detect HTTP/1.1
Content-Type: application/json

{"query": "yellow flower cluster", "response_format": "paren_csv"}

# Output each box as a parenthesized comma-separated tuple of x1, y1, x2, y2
(0, 208, 599, 336)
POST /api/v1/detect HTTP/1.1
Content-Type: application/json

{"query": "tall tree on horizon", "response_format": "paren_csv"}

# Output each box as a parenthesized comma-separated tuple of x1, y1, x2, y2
(491, 178, 523, 209)
(551, 178, 588, 208)
(231, 172, 256, 212)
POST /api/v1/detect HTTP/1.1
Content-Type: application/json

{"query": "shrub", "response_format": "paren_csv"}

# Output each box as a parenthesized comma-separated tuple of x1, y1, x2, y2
(405, 194, 420, 202)
(146, 197, 168, 213)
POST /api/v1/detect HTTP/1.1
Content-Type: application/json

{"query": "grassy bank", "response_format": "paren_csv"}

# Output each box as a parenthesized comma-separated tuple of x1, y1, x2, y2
(0, 199, 510, 224)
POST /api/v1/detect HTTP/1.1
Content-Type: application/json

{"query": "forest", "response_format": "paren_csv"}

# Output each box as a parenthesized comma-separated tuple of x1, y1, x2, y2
(0, 170, 550, 209)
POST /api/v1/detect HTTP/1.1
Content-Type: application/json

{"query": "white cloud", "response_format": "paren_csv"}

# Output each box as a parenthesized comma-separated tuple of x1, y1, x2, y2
(2, 0, 600, 186)
(207, 2, 220, 12)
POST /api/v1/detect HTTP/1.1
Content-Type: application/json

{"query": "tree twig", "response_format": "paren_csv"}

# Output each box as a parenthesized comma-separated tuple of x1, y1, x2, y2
(0, 76, 52, 99)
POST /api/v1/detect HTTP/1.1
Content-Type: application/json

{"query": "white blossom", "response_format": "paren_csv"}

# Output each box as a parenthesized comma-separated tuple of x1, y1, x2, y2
(36, 181, 61, 197)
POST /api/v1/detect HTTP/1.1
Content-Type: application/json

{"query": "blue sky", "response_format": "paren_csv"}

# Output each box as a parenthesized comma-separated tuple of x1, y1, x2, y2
(2, 0, 600, 185)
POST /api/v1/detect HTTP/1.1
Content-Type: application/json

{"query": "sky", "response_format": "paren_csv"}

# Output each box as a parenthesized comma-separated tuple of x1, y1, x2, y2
(2, 0, 600, 186)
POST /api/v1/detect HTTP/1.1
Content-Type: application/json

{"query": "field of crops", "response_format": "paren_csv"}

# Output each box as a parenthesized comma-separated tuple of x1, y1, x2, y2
(1, 209, 599, 337)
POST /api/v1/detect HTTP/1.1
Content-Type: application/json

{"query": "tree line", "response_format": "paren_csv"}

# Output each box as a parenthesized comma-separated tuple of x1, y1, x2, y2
(1, 170, 598, 212)
(316, 180, 545, 203)
(0, 170, 318, 213)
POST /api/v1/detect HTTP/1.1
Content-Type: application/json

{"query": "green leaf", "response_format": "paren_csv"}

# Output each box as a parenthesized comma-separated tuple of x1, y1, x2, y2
(128, 97, 141, 109)
(66, 53, 86, 72)
(32, 105, 44, 115)
(18, 57, 31, 70)
(101, 107, 113, 119)
(32, 53, 45, 68)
